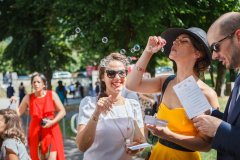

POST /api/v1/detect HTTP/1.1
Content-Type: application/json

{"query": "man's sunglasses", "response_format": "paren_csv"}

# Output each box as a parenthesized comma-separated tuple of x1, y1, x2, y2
(210, 30, 236, 53)
(105, 69, 128, 79)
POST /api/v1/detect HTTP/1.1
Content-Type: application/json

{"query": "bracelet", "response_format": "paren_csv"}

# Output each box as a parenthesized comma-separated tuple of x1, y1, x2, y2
(135, 65, 145, 72)
(91, 114, 99, 122)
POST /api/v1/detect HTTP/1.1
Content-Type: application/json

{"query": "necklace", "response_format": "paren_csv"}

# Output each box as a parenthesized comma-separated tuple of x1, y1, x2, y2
(109, 99, 134, 144)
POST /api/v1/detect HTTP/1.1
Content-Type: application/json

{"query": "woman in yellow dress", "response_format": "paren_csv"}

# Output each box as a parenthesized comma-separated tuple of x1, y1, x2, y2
(126, 27, 220, 160)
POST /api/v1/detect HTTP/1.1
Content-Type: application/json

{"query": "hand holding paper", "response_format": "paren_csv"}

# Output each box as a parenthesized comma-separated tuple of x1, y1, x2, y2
(173, 76, 211, 119)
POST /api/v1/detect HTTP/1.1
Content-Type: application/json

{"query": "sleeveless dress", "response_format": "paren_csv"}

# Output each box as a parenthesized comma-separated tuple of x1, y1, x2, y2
(28, 90, 65, 160)
(149, 103, 201, 160)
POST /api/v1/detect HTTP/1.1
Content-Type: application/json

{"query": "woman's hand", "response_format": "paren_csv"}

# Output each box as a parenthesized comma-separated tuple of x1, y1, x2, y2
(10, 96, 18, 104)
(146, 124, 171, 139)
(125, 140, 144, 156)
(42, 119, 55, 128)
(144, 36, 166, 54)
(95, 95, 114, 115)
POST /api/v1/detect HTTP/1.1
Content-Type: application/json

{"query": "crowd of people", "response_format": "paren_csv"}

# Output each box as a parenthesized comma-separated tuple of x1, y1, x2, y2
(0, 11, 240, 160)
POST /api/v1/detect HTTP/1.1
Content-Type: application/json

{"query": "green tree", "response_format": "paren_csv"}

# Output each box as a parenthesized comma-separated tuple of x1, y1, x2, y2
(57, 0, 238, 76)
(0, 38, 12, 72)
(0, 0, 239, 92)
(0, 0, 74, 88)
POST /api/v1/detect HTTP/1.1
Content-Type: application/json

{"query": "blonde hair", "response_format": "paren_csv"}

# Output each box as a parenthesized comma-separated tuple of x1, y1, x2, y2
(0, 109, 26, 144)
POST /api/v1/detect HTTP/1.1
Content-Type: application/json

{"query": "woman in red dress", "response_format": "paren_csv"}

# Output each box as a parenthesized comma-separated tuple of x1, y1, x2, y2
(18, 72, 66, 160)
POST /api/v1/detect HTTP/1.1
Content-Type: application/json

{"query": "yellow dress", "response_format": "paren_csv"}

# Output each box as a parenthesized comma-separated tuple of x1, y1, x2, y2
(149, 103, 201, 160)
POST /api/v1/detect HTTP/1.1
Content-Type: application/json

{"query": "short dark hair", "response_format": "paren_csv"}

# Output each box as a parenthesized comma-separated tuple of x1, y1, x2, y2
(31, 72, 47, 89)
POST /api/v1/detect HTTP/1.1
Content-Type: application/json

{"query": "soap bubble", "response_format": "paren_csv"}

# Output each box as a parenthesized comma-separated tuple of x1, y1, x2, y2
(161, 47, 164, 52)
(130, 48, 135, 53)
(120, 49, 126, 55)
(102, 37, 108, 43)
(127, 57, 132, 63)
(75, 27, 81, 34)
(133, 44, 140, 52)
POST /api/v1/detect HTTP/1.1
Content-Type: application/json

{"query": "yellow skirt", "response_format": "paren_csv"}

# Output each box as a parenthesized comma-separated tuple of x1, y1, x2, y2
(149, 142, 201, 160)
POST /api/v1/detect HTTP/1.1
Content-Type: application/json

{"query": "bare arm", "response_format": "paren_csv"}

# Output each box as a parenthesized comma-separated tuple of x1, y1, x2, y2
(126, 36, 166, 94)
(49, 91, 66, 125)
(76, 111, 100, 152)
(5, 147, 19, 160)
(204, 87, 220, 110)
(147, 125, 211, 151)
(165, 129, 211, 151)
(17, 95, 30, 116)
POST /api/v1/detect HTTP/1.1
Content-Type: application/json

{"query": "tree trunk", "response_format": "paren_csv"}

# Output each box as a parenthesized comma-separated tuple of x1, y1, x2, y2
(215, 62, 226, 97)
(209, 64, 215, 87)
(44, 69, 53, 90)
(229, 69, 237, 82)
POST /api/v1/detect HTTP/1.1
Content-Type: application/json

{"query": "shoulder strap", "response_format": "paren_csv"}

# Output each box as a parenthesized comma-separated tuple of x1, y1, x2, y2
(152, 75, 176, 115)
(159, 75, 176, 105)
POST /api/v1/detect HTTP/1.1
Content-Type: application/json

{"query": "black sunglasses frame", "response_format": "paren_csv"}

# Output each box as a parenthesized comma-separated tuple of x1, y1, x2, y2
(210, 30, 236, 53)
(105, 69, 128, 79)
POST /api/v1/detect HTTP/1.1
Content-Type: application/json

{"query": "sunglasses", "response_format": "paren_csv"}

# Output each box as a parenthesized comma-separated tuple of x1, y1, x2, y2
(105, 69, 128, 79)
(210, 30, 236, 53)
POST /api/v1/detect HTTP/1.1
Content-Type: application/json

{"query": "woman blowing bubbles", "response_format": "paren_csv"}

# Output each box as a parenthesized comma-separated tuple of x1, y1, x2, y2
(76, 53, 145, 160)
(126, 27, 219, 160)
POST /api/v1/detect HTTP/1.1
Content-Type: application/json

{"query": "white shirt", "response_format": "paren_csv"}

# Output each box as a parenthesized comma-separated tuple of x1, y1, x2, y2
(78, 96, 144, 160)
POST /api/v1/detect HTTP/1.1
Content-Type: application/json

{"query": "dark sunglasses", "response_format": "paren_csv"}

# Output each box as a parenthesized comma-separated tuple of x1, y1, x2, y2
(105, 69, 128, 79)
(210, 30, 236, 53)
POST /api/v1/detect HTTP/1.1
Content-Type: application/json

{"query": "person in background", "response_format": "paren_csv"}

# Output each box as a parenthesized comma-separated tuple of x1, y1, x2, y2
(18, 72, 66, 160)
(94, 80, 100, 96)
(75, 81, 80, 98)
(18, 82, 26, 105)
(193, 12, 240, 160)
(138, 72, 156, 116)
(121, 87, 139, 102)
(6, 82, 15, 99)
(64, 82, 68, 105)
(88, 83, 93, 96)
(0, 108, 30, 160)
(79, 83, 84, 98)
(56, 80, 67, 105)
(126, 27, 219, 160)
(68, 82, 76, 98)
(76, 52, 145, 160)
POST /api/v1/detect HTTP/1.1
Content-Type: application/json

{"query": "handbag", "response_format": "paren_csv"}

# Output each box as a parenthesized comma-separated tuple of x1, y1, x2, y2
(145, 75, 175, 160)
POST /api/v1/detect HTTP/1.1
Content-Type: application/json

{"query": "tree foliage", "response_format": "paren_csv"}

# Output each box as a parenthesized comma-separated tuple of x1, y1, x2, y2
(0, 0, 239, 89)
(55, 0, 239, 73)
(0, 0, 74, 88)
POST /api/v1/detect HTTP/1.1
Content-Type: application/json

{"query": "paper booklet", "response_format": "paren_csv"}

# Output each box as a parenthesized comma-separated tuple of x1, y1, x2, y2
(173, 75, 211, 119)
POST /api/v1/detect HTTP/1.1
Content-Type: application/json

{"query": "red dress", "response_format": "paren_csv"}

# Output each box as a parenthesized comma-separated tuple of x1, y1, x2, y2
(28, 90, 65, 160)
